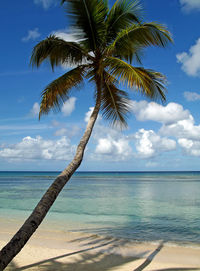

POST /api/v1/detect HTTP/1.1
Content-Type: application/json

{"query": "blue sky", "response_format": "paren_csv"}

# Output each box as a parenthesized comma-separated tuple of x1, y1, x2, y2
(1, 0, 200, 171)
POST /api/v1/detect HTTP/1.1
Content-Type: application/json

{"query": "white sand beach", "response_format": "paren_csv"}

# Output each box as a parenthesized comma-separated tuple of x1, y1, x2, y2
(1, 224, 200, 271)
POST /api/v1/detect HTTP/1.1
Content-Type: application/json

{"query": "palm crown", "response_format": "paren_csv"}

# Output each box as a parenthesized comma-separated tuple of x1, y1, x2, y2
(30, 0, 172, 127)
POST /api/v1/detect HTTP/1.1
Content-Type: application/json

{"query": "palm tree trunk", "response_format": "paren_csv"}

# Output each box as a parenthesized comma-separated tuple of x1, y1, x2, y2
(0, 93, 101, 270)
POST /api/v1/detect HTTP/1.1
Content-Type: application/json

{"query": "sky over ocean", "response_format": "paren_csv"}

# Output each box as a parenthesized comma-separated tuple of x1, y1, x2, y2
(1, 0, 200, 171)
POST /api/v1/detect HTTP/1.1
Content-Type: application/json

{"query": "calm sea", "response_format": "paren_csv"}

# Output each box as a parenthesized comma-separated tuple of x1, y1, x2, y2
(0, 171, 200, 246)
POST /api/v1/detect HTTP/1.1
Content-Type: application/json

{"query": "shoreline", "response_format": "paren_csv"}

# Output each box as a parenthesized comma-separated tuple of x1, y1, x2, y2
(1, 225, 200, 270)
(1, 212, 200, 250)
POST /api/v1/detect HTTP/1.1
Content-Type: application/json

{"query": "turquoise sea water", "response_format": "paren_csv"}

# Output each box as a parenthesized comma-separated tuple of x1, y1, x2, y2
(0, 171, 200, 246)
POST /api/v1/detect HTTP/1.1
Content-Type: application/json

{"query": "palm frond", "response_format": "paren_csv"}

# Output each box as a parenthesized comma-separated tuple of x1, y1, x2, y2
(141, 69, 166, 101)
(107, 34, 144, 64)
(129, 22, 173, 47)
(30, 35, 89, 71)
(110, 22, 172, 51)
(106, 0, 142, 44)
(106, 22, 172, 63)
(100, 72, 131, 127)
(105, 57, 166, 101)
(39, 66, 85, 118)
(61, 0, 108, 51)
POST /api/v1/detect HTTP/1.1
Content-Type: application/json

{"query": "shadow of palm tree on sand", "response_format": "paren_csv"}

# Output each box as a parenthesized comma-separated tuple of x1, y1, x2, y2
(5, 236, 200, 271)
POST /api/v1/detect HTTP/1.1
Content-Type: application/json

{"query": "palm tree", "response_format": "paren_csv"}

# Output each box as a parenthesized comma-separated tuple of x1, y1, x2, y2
(0, 0, 172, 269)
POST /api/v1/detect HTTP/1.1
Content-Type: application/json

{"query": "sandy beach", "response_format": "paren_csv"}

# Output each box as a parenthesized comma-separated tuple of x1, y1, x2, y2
(1, 224, 200, 271)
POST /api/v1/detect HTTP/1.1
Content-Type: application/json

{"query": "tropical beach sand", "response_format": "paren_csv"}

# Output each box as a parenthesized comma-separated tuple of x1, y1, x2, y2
(1, 223, 200, 271)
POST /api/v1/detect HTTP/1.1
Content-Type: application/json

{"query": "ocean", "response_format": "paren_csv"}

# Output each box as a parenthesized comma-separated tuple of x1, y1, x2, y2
(0, 171, 200, 246)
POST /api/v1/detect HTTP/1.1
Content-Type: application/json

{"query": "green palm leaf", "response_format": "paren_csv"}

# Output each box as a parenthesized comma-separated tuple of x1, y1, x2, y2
(30, 35, 90, 71)
(105, 57, 166, 101)
(61, 0, 108, 51)
(106, 22, 173, 62)
(106, 0, 142, 44)
(101, 72, 131, 127)
(39, 65, 85, 118)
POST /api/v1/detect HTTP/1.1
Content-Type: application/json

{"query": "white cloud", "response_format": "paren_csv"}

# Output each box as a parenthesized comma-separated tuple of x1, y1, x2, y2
(34, 0, 56, 9)
(184, 91, 200, 101)
(176, 38, 200, 76)
(0, 136, 76, 161)
(84, 104, 178, 161)
(131, 101, 190, 125)
(180, 0, 200, 12)
(178, 138, 200, 156)
(84, 108, 131, 161)
(134, 129, 176, 158)
(30, 102, 40, 117)
(95, 136, 131, 160)
(84, 107, 94, 122)
(22, 28, 41, 42)
(61, 97, 76, 116)
(90, 99, 200, 159)
(95, 138, 113, 154)
(160, 115, 200, 141)
(53, 30, 80, 43)
(131, 100, 200, 142)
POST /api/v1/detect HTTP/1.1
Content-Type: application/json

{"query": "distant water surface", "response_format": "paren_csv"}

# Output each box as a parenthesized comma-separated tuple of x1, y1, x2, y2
(0, 171, 200, 246)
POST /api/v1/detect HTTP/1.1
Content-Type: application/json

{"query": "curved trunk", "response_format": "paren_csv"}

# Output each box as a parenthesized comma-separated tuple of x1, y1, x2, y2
(0, 94, 101, 270)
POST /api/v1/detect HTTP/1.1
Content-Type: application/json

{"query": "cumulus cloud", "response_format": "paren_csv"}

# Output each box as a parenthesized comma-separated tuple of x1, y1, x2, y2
(180, 0, 200, 12)
(184, 91, 200, 101)
(83, 107, 131, 161)
(178, 138, 200, 156)
(84, 105, 177, 161)
(134, 129, 176, 158)
(95, 136, 131, 161)
(33, 0, 57, 9)
(0, 136, 76, 161)
(61, 97, 76, 116)
(131, 101, 190, 125)
(22, 28, 41, 42)
(131, 99, 200, 158)
(160, 115, 200, 140)
(131, 100, 199, 140)
(176, 38, 200, 76)
(30, 102, 40, 117)
(160, 117, 200, 157)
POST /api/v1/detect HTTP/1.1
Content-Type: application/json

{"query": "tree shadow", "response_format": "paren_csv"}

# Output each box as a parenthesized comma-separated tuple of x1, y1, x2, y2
(6, 236, 200, 271)
(6, 236, 148, 271)
(132, 241, 200, 271)
(133, 241, 164, 271)
(16, 252, 144, 271)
